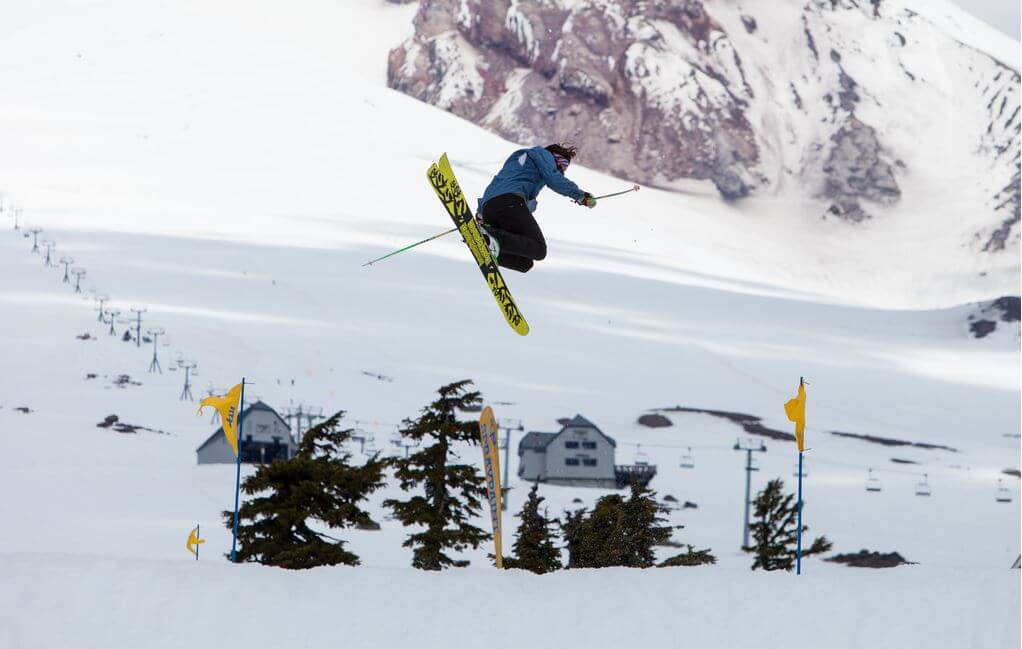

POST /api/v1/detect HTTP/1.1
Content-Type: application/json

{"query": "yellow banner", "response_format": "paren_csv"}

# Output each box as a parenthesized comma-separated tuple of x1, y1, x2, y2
(478, 406, 503, 568)
(198, 383, 243, 456)
(784, 380, 807, 452)
(186, 525, 205, 558)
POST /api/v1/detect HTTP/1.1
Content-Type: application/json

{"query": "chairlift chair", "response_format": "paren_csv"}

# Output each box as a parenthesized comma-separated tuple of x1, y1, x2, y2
(679, 447, 695, 469)
(996, 479, 1012, 503)
(914, 473, 931, 497)
(865, 468, 882, 492)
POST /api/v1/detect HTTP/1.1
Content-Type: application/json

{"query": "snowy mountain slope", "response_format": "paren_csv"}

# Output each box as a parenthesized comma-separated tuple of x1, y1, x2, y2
(0, 1, 1018, 646)
(389, 0, 1021, 249)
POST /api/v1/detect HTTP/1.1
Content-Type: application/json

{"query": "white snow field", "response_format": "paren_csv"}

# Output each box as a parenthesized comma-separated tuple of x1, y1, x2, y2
(0, 1, 1018, 648)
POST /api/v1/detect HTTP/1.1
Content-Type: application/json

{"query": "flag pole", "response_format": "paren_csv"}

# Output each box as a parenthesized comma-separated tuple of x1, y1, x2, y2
(230, 378, 246, 563)
(196, 524, 200, 561)
(796, 449, 804, 575)
(795, 376, 804, 576)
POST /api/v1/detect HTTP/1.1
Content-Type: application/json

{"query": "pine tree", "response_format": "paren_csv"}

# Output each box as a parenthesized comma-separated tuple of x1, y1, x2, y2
(503, 483, 561, 573)
(223, 411, 385, 569)
(746, 478, 832, 571)
(659, 545, 717, 567)
(383, 380, 489, 570)
(620, 479, 672, 567)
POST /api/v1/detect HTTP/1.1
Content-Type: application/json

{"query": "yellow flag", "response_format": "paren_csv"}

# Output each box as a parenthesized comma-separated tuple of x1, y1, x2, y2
(198, 383, 243, 456)
(186, 526, 205, 557)
(784, 380, 807, 452)
(478, 406, 503, 568)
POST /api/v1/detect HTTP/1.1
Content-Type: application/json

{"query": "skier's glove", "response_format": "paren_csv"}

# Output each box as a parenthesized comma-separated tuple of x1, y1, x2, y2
(577, 193, 597, 209)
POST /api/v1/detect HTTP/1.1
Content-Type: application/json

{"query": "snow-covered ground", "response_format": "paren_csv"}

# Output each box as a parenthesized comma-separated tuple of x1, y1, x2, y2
(0, 1, 1018, 647)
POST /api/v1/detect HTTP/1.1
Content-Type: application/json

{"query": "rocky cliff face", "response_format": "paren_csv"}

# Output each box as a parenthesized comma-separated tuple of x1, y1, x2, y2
(388, 0, 1019, 249)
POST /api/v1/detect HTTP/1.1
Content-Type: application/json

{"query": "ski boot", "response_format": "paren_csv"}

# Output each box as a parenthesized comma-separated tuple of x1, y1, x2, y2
(475, 218, 501, 261)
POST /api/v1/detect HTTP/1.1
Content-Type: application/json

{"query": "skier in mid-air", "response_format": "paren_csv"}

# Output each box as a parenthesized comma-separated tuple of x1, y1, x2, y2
(475, 143, 597, 273)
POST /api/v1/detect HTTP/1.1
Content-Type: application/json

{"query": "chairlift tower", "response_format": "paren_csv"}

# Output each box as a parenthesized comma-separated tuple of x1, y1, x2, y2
(130, 307, 146, 348)
(303, 407, 325, 440)
(733, 438, 767, 550)
(94, 294, 110, 322)
(284, 404, 305, 440)
(41, 240, 55, 266)
(178, 360, 197, 401)
(70, 267, 86, 293)
(59, 257, 74, 283)
(11, 206, 22, 230)
(28, 227, 42, 253)
(106, 309, 121, 336)
(146, 327, 165, 373)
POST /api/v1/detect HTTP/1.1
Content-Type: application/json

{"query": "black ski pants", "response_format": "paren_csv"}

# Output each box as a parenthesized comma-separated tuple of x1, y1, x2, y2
(479, 193, 547, 273)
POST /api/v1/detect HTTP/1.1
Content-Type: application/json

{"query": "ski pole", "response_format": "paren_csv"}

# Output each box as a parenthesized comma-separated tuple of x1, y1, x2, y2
(593, 184, 640, 200)
(362, 226, 459, 267)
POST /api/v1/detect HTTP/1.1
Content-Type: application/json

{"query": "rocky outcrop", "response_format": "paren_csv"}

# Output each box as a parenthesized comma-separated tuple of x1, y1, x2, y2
(967, 295, 1021, 339)
(388, 0, 1020, 243)
(389, 0, 760, 199)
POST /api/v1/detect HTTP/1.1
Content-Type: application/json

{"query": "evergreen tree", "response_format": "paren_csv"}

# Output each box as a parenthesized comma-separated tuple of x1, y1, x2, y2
(562, 481, 674, 569)
(746, 478, 832, 571)
(383, 380, 489, 570)
(223, 411, 385, 569)
(659, 545, 717, 567)
(503, 483, 561, 573)
(621, 480, 672, 567)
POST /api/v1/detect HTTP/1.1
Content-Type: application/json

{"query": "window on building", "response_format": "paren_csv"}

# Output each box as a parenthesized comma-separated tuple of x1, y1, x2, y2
(582, 458, 597, 467)
(565, 441, 579, 449)
(565, 458, 580, 466)
(582, 441, 597, 449)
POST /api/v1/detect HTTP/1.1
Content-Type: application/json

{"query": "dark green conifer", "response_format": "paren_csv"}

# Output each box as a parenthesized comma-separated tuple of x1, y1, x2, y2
(621, 480, 672, 567)
(659, 545, 717, 567)
(383, 380, 488, 570)
(224, 411, 385, 569)
(746, 478, 832, 571)
(504, 483, 562, 573)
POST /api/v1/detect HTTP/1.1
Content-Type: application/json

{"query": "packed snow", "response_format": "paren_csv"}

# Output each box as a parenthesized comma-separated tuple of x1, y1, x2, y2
(0, 1, 1018, 648)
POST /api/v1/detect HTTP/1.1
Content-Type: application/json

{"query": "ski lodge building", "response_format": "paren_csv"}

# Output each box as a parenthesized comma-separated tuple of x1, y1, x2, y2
(196, 400, 297, 465)
(517, 415, 656, 488)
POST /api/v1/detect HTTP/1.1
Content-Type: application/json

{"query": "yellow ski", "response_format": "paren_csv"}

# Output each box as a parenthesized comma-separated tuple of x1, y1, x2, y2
(427, 153, 530, 336)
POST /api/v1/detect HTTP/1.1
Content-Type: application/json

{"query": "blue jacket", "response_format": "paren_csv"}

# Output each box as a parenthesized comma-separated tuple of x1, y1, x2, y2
(478, 146, 585, 213)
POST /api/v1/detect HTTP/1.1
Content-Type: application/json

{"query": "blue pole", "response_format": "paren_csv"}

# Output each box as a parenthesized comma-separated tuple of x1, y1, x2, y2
(230, 378, 246, 563)
(196, 523, 200, 561)
(796, 450, 804, 575)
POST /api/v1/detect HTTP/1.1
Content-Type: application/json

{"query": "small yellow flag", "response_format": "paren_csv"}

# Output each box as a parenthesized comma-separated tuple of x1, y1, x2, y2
(784, 379, 807, 452)
(186, 526, 205, 557)
(198, 383, 243, 456)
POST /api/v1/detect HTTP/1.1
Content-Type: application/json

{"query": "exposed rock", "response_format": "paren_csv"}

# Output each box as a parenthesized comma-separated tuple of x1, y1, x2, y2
(76, 332, 93, 340)
(389, 0, 760, 199)
(968, 296, 1021, 338)
(14, 406, 31, 414)
(890, 458, 918, 465)
(970, 319, 997, 339)
(1004, 468, 1021, 478)
(637, 413, 672, 428)
(658, 405, 795, 442)
(826, 550, 916, 568)
(830, 430, 957, 452)
(97, 414, 169, 435)
(355, 518, 382, 531)
(111, 374, 142, 389)
(822, 116, 899, 222)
